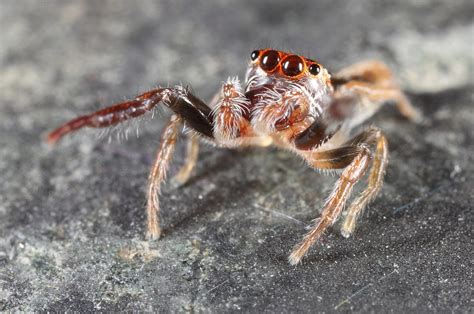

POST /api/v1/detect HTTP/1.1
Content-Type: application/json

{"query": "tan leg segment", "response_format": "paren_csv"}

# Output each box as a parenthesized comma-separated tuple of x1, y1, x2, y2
(344, 81, 422, 122)
(289, 147, 370, 265)
(173, 135, 200, 185)
(390, 90, 422, 123)
(341, 132, 388, 237)
(146, 115, 181, 240)
(333, 60, 395, 87)
(333, 60, 422, 122)
(363, 87, 421, 122)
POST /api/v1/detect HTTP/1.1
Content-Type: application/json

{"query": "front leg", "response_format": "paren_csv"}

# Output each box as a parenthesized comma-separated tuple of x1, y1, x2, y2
(47, 86, 215, 144)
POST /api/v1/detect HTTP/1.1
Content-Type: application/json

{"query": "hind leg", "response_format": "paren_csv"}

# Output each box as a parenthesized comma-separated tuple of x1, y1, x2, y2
(332, 60, 422, 122)
(173, 134, 200, 185)
(343, 81, 422, 122)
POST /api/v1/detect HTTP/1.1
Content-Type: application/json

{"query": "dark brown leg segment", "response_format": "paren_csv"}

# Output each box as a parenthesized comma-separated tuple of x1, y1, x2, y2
(293, 116, 341, 151)
(47, 87, 214, 144)
(146, 115, 181, 240)
(289, 128, 384, 265)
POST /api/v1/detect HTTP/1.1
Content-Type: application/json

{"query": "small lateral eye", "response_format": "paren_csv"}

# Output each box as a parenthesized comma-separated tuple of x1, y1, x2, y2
(250, 50, 260, 61)
(309, 63, 321, 76)
(260, 50, 280, 72)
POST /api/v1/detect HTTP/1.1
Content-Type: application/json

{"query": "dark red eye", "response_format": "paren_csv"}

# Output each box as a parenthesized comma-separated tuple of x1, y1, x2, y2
(309, 63, 321, 76)
(260, 50, 280, 72)
(282, 55, 304, 77)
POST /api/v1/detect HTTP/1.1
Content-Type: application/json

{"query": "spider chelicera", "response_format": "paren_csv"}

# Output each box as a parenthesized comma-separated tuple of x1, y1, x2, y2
(48, 49, 421, 264)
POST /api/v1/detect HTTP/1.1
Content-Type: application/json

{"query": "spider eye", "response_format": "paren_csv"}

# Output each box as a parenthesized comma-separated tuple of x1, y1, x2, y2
(309, 64, 321, 76)
(282, 55, 304, 77)
(250, 50, 260, 61)
(260, 50, 280, 72)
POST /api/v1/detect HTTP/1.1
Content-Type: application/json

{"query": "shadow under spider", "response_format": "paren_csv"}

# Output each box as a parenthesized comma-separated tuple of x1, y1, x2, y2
(161, 173, 260, 238)
(177, 147, 258, 188)
(157, 147, 266, 236)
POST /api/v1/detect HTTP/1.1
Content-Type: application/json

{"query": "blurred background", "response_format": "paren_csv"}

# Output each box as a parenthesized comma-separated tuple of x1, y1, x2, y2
(0, 0, 472, 312)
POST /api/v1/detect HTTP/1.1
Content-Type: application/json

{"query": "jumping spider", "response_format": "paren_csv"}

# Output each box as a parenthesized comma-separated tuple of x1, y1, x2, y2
(48, 49, 421, 265)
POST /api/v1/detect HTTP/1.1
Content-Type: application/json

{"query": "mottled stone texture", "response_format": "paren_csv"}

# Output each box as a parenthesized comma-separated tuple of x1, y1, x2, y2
(0, 0, 472, 312)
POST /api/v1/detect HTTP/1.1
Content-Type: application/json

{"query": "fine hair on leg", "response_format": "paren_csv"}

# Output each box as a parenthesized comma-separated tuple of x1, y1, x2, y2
(289, 128, 385, 265)
(331, 60, 422, 122)
(341, 130, 388, 237)
(47, 86, 215, 144)
(146, 115, 182, 240)
(173, 134, 200, 185)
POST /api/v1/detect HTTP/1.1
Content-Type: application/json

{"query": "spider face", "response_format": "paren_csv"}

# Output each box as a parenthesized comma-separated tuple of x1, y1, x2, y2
(244, 49, 333, 133)
(245, 49, 331, 93)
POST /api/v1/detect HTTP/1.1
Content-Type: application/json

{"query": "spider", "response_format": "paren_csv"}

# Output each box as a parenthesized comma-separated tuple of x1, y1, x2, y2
(47, 49, 421, 265)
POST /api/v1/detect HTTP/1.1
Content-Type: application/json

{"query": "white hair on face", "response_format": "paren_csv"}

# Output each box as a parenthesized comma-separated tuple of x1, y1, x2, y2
(307, 81, 331, 113)
(249, 77, 331, 132)
(245, 66, 272, 92)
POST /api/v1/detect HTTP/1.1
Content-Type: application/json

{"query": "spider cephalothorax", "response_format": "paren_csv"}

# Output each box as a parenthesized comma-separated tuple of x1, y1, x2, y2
(48, 48, 421, 265)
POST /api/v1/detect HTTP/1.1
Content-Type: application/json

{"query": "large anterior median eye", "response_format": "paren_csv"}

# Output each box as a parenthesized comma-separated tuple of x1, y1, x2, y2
(282, 55, 304, 77)
(260, 50, 280, 72)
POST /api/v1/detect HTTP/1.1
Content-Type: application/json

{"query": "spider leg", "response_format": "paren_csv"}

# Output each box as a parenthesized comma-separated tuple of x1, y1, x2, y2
(172, 134, 200, 185)
(331, 60, 422, 122)
(47, 86, 215, 144)
(47, 86, 218, 240)
(289, 128, 383, 265)
(341, 130, 387, 237)
(146, 115, 181, 240)
(293, 115, 341, 151)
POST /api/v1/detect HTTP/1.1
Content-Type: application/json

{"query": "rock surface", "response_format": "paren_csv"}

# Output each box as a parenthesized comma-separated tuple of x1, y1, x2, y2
(0, 0, 472, 312)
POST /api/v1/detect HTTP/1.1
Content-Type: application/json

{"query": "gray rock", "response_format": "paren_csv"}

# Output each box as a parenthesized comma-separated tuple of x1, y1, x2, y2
(0, 0, 472, 312)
